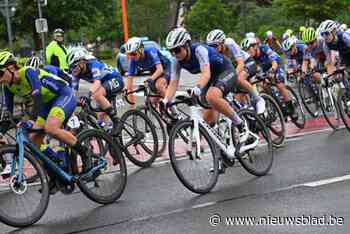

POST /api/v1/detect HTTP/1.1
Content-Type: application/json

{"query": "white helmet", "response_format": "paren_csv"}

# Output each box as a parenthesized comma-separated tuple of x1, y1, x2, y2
(206, 29, 226, 46)
(266, 31, 273, 38)
(246, 32, 256, 38)
(281, 37, 297, 52)
(66, 46, 89, 68)
(166, 27, 191, 49)
(240, 37, 257, 50)
(318, 20, 338, 34)
(339, 23, 348, 32)
(25, 56, 42, 69)
(125, 37, 143, 53)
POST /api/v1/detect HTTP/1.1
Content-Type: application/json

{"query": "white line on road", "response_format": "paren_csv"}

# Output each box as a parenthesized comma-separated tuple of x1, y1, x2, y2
(302, 174, 350, 187)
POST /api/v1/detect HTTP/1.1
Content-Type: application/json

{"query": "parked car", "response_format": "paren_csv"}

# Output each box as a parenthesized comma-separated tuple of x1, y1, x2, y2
(116, 39, 172, 76)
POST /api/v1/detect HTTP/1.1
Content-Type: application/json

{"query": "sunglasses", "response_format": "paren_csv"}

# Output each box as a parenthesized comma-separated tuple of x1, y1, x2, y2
(209, 44, 219, 48)
(170, 47, 182, 55)
(320, 31, 331, 37)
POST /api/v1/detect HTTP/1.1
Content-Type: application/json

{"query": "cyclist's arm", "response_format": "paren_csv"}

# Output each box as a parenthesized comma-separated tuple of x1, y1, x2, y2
(327, 50, 338, 75)
(150, 64, 164, 80)
(149, 49, 164, 80)
(236, 58, 245, 75)
(163, 59, 181, 103)
(90, 80, 102, 94)
(26, 68, 44, 118)
(195, 46, 211, 88)
(3, 86, 14, 113)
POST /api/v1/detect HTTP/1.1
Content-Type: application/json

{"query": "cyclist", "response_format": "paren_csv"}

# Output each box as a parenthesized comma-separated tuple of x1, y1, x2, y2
(281, 36, 307, 76)
(164, 28, 263, 142)
(264, 31, 282, 51)
(282, 28, 294, 42)
(124, 37, 177, 107)
(0, 51, 89, 191)
(318, 20, 350, 71)
(67, 46, 124, 123)
(241, 37, 298, 121)
(26, 56, 73, 86)
(301, 27, 331, 82)
(46, 28, 68, 71)
(206, 29, 265, 110)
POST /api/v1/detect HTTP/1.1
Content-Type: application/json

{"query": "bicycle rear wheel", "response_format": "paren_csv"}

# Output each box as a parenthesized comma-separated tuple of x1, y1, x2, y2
(77, 129, 127, 204)
(0, 145, 49, 227)
(117, 109, 158, 168)
(235, 109, 274, 176)
(168, 120, 218, 194)
(260, 93, 285, 147)
(318, 85, 340, 130)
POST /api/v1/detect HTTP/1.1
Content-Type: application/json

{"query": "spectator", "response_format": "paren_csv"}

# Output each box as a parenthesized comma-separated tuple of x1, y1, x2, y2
(46, 28, 68, 71)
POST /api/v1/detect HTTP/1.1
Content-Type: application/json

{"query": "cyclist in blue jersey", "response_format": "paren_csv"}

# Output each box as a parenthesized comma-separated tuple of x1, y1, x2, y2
(206, 29, 265, 108)
(163, 28, 266, 144)
(241, 37, 298, 120)
(67, 46, 124, 122)
(281, 37, 307, 75)
(318, 20, 350, 72)
(124, 37, 178, 106)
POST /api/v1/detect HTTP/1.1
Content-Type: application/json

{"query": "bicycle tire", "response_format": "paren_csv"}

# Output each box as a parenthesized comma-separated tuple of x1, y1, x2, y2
(235, 109, 274, 176)
(116, 109, 158, 168)
(338, 90, 350, 132)
(168, 120, 219, 194)
(287, 86, 306, 129)
(260, 93, 286, 147)
(298, 78, 320, 118)
(318, 85, 340, 130)
(77, 129, 127, 204)
(0, 145, 49, 227)
(138, 105, 167, 157)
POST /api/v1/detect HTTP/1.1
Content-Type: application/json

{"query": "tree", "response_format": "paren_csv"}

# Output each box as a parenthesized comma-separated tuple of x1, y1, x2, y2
(274, 0, 348, 22)
(185, 0, 234, 40)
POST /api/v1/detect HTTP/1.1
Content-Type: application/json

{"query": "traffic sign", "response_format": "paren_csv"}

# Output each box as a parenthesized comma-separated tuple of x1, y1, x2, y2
(38, 0, 47, 6)
(35, 18, 48, 33)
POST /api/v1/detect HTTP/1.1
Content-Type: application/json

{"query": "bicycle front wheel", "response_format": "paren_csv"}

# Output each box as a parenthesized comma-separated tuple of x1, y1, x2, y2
(168, 120, 218, 194)
(298, 78, 320, 118)
(338, 90, 350, 132)
(235, 109, 274, 176)
(0, 145, 49, 227)
(77, 129, 127, 204)
(117, 109, 158, 168)
(319, 86, 340, 130)
(287, 86, 306, 129)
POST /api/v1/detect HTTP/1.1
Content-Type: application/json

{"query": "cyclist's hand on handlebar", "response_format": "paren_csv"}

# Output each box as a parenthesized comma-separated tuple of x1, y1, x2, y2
(17, 120, 34, 129)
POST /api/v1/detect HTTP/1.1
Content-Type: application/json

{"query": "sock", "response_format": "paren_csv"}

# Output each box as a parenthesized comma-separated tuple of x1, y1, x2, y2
(229, 112, 243, 126)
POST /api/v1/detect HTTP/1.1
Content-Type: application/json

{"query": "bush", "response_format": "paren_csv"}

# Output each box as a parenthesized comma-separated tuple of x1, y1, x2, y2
(95, 48, 114, 60)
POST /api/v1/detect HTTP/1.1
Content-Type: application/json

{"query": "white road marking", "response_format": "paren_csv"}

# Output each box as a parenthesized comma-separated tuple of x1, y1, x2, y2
(302, 174, 350, 187)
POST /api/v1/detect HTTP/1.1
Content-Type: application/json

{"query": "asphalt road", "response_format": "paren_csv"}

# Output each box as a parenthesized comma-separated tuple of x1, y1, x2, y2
(2, 72, 350, 233)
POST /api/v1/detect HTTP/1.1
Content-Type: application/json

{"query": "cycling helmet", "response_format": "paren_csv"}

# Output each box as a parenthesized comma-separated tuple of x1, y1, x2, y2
(285, 29, 293, 36)
(25, 56, 42, 68)
(125, 37, 143, 53)
(66, 46, 88, 68)
(282, 37, 297, 51)
(318, 20, 338, 34)
(240, 37, 257, 50)
(266, 31, 273, 38)
(54, 28, 64, 34)
(339, 23, 348, 32)
(301, 27, 316, 43)
(299, 26, 306, 32)
(0, 51, 16, 68)
(166, 27, 191, 49)
(206, 29, 226, 46)
(246, 32, 255, 38)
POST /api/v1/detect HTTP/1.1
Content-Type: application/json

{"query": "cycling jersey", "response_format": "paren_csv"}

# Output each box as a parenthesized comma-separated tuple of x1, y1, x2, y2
(284, 42, 306, 68)
(175, 43, 237, 96)
(325, 31, 350, 66)
(3, 67, 75, 123)
(224, 38, 250, 62)
(72, 59, 123, 91)
(253, 45, 285, 83)
(44, 65, 73, 86)
(46, 40, 68, 71)
(128, 47, 177, 81)
(303, 37, 331, 69)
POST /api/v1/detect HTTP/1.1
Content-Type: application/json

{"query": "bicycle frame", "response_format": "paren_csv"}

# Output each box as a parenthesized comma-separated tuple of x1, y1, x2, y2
(14, 127, 107, 184)
(188, 104, 259, 160)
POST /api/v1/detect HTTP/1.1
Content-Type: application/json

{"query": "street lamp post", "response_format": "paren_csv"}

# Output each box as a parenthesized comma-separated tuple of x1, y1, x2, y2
(0, 0, 16, 52)
(37, 0, 46, 63)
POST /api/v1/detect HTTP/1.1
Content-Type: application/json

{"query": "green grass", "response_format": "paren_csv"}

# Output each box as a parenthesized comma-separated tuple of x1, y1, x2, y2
(102, 57, 117, 67)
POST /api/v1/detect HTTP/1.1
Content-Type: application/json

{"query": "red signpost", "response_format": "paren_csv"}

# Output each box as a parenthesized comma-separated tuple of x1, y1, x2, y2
(121, 0, 129, 43)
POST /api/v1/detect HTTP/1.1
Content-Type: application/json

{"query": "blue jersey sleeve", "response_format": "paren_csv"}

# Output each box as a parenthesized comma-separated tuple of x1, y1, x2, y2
(90, 61, 104, 81)
(148, 48, 161, 66)
(25, 68, 42, 96)
(3, 86, 14, 113)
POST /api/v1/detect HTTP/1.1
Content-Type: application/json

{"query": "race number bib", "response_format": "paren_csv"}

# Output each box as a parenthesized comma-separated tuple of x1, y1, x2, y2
(67, 115, 80, 129)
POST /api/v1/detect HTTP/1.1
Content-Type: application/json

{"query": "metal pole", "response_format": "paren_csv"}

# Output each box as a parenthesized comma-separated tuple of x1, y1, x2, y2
(121, 0, 129, 43)
(37, 0, 46, 63)
(4, 0, 13, 51)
